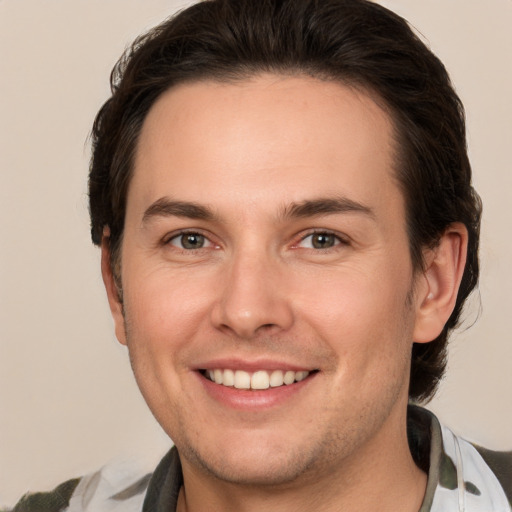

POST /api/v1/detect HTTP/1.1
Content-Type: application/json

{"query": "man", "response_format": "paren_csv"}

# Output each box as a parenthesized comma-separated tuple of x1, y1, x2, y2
(10, 0, 510, 511)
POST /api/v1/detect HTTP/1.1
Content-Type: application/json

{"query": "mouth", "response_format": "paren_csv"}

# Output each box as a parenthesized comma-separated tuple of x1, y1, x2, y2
(200, 368, 318, 390)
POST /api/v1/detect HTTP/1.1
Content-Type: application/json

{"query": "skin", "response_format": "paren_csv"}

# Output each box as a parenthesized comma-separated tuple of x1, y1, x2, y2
(102, 75, 467, 512)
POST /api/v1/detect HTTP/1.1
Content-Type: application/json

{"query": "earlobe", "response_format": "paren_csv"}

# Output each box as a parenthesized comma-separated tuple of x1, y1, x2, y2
(100, 230, 128, 346)
(413, 223, 468, 343)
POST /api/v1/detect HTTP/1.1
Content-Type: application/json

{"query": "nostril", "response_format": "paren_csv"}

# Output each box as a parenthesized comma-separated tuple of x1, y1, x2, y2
(252, 323, 282, 337)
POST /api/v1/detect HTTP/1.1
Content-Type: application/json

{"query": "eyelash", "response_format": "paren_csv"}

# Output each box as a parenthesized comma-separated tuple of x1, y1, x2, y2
(163, 230, 216, 251)
(295, 230, 350, 251)
(162, 229, 349, 253)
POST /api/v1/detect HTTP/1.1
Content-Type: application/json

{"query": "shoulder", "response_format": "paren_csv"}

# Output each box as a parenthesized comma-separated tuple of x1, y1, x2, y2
(10, 478, 81, 512)
(8, 461, 153, 512)
(472, 444, 512, 504)
(408, 405, 512, 511)
(432, 412, 512, 511)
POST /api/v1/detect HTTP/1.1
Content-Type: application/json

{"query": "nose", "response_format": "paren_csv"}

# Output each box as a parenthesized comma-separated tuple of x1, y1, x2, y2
(211, 248, 294, 339)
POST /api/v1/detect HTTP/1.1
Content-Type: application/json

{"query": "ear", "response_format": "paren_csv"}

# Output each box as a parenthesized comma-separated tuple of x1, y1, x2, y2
(413, 223, 468, 343)
(101, 229, 127, 346)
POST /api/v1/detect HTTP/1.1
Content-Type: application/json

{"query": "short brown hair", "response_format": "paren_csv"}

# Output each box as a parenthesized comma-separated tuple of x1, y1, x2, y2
(89, 0, 482, 402)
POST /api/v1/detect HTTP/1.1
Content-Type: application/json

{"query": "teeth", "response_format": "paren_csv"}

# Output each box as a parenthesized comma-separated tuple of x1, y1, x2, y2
(234, 370, 251, 389)
(295, 371, 309, 382)
(283, 370, 295, 385)
(214, 369, 223, 385)
(251, 371, 270, 390)
(269, 370, 284, 387)
(223, 369, 235, 387)
(205, 369, 311, 389)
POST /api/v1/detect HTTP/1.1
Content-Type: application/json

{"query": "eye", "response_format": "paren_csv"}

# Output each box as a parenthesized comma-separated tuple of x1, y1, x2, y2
(298, 232, 344, 250)
(168, 232, 213, 250)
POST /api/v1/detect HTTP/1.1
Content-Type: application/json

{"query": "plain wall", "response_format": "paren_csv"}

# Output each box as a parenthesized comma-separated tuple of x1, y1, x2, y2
(1, 0, 511, 507)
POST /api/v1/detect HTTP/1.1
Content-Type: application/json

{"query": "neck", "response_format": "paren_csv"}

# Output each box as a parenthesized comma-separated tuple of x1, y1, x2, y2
(177, 409, 427, 512)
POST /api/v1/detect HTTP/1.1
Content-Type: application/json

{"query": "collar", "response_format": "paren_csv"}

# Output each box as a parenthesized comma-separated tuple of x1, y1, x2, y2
(142, 406, 511, 512)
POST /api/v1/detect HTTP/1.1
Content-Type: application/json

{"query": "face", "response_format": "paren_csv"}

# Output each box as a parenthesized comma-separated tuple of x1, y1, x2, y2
(107, 75, 430, 487)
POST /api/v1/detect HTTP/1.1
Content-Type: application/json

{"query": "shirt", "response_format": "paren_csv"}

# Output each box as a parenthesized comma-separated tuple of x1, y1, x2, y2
(9, 406, 512, 512)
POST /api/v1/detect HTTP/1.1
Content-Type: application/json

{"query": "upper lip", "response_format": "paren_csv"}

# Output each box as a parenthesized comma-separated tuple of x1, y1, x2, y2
(194, 358, 316, 373)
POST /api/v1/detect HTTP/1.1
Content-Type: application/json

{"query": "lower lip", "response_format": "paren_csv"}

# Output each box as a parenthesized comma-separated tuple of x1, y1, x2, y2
(196, 372, 317, 411)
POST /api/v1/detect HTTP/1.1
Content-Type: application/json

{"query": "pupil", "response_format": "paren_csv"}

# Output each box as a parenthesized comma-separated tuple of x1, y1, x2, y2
(312, 233, 334, 249)
(182, 234, 204, 249)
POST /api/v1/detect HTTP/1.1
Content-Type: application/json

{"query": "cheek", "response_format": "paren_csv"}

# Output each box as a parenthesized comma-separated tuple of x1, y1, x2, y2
(296, 264, 414, 367)
(121, 272, 205, 412)
(124, 265, 216, 342)
(120, 271, 215, 412)
(300, 265, 408, 326)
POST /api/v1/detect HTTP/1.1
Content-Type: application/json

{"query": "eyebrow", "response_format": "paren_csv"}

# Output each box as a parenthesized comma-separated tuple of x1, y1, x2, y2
(141, 195, 375, 225)
(280, 197, 375, 220)
(142, 197, 217, 224)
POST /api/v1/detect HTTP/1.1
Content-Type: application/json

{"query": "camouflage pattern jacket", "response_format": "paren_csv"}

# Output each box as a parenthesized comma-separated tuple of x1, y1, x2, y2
(7, 407, 512, 512)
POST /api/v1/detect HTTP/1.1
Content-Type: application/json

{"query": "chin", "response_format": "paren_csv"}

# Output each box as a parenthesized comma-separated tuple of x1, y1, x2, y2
(177, 430, 321, 487)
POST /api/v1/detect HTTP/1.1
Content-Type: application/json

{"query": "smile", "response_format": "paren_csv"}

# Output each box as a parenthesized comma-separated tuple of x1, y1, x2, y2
(203, 369, 313, 390)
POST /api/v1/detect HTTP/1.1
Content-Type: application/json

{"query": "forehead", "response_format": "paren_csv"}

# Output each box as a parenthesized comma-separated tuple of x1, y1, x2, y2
(129, 74, 401, 222)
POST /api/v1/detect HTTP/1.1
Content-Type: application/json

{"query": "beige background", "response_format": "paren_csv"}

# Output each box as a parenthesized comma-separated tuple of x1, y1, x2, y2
(1, 0, 511, 507)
